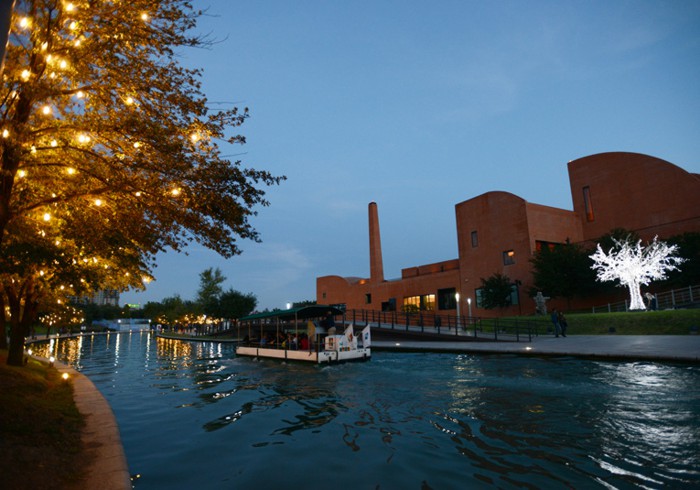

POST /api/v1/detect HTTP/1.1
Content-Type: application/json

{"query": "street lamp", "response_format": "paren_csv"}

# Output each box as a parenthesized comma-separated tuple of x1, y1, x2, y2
(455, 292, 460, 329)
(467, 297, 472, 325)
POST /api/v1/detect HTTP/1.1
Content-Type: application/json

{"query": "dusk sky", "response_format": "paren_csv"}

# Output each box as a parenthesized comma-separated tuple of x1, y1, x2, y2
(121, 0, 700, 311)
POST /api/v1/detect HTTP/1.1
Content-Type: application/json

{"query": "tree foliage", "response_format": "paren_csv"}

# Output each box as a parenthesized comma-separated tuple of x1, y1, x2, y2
(141, 295, 199, 326)
(529, 242, 599, 300)
(214, 289, 257, 320)
(663, 232, 700, 287)
(196, 267, 225, 315)
(0, 1, 283, 364)
(479, 273, 513, 310)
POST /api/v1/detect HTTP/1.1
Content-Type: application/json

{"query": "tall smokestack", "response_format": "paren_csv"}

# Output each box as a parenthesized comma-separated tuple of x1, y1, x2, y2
(368, 202, 384, 283)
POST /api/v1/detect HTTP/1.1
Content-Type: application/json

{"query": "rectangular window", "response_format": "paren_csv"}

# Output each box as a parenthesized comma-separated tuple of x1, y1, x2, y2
(437, 288, 457, 310)
(583, 186, 595, 222)
(535, 241, 558, 252)
(365, 293, 372, 304)
(475, 288, 484, 308)
(503, 249, 515, 265)
(471, 230, 479, 248)
(510, 284, 519, 306)
(403, 296, 420, 312)
(402, 294, 436, 312)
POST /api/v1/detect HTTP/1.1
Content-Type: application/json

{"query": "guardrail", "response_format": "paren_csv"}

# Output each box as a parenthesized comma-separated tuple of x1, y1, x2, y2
(589, 284, 699, 313)
(343, 309, 539, 342)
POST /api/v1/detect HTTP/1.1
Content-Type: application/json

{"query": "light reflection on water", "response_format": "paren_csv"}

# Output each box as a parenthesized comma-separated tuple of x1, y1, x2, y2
(31, 333, 700, 489)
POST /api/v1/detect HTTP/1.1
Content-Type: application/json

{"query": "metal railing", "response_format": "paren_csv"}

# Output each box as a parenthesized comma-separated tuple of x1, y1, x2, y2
(589, 284, 699, 313)
(343, 309, 539, 342)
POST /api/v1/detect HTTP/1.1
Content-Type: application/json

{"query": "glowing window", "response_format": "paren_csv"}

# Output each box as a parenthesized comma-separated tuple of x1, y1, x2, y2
(503, 250, 515, 265)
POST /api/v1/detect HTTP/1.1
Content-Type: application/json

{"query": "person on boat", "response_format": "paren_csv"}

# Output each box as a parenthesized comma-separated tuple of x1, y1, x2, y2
(300, 334, 309, 351)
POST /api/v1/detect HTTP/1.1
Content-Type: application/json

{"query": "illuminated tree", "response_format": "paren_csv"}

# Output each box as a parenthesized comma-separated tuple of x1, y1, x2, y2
(590, 236, 685, 310)
(0, 1, 284, 365)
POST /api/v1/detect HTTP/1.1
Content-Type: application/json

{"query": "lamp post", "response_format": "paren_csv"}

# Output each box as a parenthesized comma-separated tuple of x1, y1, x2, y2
(455, 292, 460, 329)
(467, 297, 472, 327)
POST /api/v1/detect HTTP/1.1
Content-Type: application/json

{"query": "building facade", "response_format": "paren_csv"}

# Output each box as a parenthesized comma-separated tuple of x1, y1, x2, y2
(316, 152, 700, 317)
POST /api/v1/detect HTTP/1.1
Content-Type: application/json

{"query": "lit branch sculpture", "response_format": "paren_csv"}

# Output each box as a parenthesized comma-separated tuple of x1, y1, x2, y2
(0, 1, 284, 365)
(589, 236, 685, 310)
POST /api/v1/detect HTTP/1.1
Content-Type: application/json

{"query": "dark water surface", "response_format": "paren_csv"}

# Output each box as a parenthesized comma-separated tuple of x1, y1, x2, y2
(33, 332, 700, 489)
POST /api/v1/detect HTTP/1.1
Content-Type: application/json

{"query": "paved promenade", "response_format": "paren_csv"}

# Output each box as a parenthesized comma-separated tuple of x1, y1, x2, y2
(29, 354, 132, 490)
(373, 334, 700, 363)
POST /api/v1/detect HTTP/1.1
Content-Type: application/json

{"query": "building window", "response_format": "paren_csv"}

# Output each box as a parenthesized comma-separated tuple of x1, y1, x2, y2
(365, 293, 372, 304)
(382, 298, 396, 312)
(503, 250, 515, 265)
(322, 292, 327, 299)
(402, 294, 436, 312)
(475, 285, 518, 307)
(509, 284, 519, 305)
(471, 230, 478, 248)
(583, 186, 595, 222)
(437, 288, 457, 310)
(535, 241, 558, 252)
(475, 288, 484, 308)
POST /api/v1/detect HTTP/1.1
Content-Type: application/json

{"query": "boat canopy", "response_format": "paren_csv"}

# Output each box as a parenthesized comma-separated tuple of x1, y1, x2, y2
(239, 305, 344, 323)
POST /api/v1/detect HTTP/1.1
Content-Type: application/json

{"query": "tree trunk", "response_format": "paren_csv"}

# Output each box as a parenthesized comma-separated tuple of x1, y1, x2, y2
(628, 279, 646, 311)
(6, 318, 27, 366)
(4, 277, 40, 366)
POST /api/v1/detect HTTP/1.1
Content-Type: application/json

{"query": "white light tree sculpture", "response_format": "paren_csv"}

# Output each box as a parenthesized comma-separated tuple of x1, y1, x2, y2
(590, 236, 685, 310)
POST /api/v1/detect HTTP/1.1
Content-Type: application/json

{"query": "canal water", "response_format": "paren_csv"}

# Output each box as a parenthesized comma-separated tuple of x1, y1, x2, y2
(33, 332, 700, 489)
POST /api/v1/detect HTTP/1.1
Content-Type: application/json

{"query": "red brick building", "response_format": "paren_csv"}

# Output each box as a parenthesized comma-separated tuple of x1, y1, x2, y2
(317, 152, 700, 317)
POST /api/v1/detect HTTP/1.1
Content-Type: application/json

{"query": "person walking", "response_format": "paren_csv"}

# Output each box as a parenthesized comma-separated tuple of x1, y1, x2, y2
(557, 311, 568, 337)
(551, 309, 561, 337)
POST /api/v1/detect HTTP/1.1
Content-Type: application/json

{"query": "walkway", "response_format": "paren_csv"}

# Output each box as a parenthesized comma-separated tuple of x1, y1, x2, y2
(28, 349, 132, 490)
(373, 334, 700, 363)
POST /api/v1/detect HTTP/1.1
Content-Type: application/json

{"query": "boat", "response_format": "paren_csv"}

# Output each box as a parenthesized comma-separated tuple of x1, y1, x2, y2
(235, 305, 371, 363)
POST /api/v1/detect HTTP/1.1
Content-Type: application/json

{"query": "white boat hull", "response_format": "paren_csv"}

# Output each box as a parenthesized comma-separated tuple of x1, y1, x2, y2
(236, 346, 371, 363)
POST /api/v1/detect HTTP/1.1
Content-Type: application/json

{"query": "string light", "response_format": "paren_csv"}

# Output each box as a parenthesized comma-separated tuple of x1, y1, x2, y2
(2, 129, 8, 138)
(141, 13, 150, 21)
(19, 17, 31, 29)
(43, 213, 51, 221)
(18, 169, 27, 178)
(94, 199, 103, 206)
(42, 105, 52, 115)
(171, 188, 181, 197)
(66, 167, 76, 175)
(21, 70, 31, 81)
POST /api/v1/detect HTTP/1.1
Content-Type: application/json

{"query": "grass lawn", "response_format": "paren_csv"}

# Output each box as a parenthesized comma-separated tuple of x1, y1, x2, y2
(502, 308, 700, 335)
(0, 351, 87, 490)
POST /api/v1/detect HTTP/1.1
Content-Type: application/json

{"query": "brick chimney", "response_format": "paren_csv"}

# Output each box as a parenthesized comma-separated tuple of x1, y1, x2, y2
(369, 202, 384, 283)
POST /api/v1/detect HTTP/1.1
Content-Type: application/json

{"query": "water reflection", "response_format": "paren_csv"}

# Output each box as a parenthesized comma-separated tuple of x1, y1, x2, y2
(26, 333, 700, 489)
